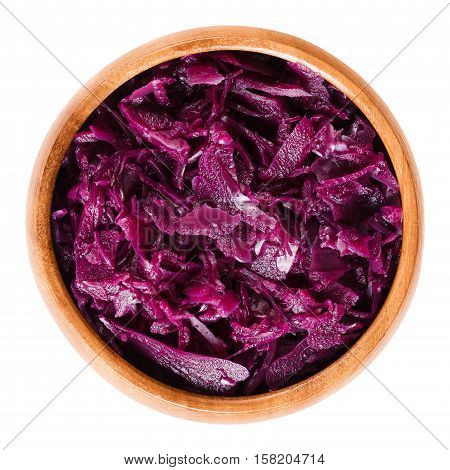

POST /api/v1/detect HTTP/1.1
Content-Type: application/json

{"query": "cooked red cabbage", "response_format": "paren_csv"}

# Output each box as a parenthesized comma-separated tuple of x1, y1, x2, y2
(51, 51, 402, 395)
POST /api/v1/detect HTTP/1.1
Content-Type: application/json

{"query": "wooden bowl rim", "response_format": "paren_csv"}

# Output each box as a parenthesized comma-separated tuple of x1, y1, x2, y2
(27, 26, 422, 422)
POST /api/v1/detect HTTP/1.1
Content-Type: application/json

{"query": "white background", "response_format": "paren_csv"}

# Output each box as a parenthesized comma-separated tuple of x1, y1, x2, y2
(1, 0, 449, 468)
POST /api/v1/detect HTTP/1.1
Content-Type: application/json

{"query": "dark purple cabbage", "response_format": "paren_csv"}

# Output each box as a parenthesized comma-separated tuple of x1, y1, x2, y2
(51, 51, 402, 395)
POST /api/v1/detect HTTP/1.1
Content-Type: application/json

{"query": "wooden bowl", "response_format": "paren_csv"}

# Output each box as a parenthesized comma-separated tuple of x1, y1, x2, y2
(27, 26, 422, 422)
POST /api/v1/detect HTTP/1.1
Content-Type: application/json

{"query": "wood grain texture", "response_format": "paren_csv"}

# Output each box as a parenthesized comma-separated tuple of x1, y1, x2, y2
(26, 26, 423, 422)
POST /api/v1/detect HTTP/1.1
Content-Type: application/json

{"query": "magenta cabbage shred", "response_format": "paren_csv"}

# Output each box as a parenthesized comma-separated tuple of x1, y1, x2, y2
(51, 51, 402, 395)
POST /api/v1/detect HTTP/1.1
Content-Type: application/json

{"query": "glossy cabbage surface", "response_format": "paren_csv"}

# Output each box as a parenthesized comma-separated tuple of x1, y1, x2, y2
(52, 51, 402, 395)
